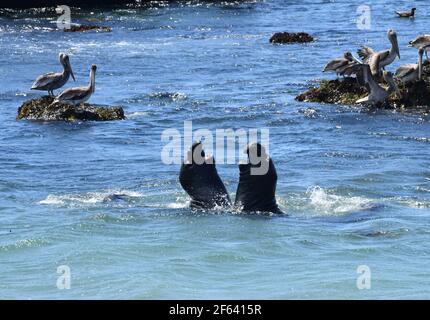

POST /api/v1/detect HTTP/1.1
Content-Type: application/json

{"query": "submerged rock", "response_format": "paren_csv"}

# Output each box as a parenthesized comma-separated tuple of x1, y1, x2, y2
(17, 96, 125, 121)
(270, 32, 314, 44)
(64, 24, 112, 33)
(296, 63, 430, 109)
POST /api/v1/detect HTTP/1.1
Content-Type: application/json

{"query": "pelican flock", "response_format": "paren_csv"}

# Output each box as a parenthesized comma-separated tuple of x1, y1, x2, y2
(30, 52, 97, 107)
(26, 10, 429, 111)
(323, 28, 428, 105)
(31, 53, 75, 97)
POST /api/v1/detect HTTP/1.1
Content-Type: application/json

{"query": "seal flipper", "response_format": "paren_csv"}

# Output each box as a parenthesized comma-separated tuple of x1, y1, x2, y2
(234, 144, 282, 214)
(179, 143, 231, 210)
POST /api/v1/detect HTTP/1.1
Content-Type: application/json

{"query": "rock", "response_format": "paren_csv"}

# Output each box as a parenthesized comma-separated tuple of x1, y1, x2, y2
(396, 80, 430, 109)
(296, 77, 368, 105)
(64, 25, 112, 33)
(269, 32, 314, 44)
(17, 96, 125, 121)
(296, 62, 430, 109)
(1, 0, 135, 8)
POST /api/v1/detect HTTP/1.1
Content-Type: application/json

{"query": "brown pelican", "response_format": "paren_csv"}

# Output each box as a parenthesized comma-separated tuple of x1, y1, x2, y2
(346, 58, 400, 104)
(323, 52, 358, 76)
(357, 29, 400, 76)
(53, 64, 96, 105)
(358, 69, 400, 104)
(395, 8, 416, 18)
(31, 53, 75, 97)
(409, 35, 430, 58)
(395, 47, 424, 84)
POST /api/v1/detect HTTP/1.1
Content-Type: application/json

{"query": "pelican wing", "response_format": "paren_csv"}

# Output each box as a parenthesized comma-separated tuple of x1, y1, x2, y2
(395, 64, 417, 78)
(341, 63, 360, 77)
(323, 58, 348, 72)
(361, 64, 372, 84)
(368, 53, 381, 76)
(338, 61, 358, 75)
(56, 87, 89, 102)
(31, 72, 61, 89)
(377, 50, 390, 63)
(357, 46, 375, 63)
(341, 63, 367, 84)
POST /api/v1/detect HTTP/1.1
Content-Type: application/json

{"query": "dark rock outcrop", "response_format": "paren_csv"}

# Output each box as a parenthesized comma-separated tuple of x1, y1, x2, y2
(296, 77, 368, 105)
(17, 96, 125, 121)
(270, 32, 314, 44)
(64, 25, 112, 33)
(296, 63, 430, 109)
(1, 0, 135, 8)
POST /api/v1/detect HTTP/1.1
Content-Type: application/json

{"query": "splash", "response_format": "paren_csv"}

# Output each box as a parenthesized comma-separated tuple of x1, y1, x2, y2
(161, 196, 189, 209)
(307, 186, 376, 215)
(166, 202, 188, 209)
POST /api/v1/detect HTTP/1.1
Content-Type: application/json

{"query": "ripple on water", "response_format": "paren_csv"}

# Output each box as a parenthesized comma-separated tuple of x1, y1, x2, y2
(369, 131, 430, 144)
(0, 237, 48, 252)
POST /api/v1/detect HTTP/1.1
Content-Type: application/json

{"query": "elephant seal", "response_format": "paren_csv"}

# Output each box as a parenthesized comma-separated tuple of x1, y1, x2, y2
(234, 143, 282, 214)
(179, 142, 231, 209)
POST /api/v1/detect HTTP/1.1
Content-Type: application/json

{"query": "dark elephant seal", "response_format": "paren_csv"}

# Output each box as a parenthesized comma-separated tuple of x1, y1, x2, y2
(179, 142, 231, 209)
(234, 143, 282, 214)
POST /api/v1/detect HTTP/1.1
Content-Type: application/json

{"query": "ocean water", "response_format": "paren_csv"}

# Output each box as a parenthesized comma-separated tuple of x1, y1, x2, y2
(1, 0, 430, 299)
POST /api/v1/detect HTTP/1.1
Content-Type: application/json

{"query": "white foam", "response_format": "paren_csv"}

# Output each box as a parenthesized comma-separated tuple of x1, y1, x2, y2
(126, 111, 148, 119)
(39, 195, 65, 205)
(166, 202, 188, 209)
(164, 197, 188, 209)
(307, 186, 375, 215)
(395, 197, 430, 209)
(39, 189, 143, 206)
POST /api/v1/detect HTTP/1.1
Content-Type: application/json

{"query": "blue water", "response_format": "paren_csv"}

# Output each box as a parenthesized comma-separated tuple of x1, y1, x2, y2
(1, 0, 430, 299)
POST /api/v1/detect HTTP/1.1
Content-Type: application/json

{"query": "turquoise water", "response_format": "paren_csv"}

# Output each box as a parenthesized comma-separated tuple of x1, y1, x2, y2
(1, 0, 430, 299)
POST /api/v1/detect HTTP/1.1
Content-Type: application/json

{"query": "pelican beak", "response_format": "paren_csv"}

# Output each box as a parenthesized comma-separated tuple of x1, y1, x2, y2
(394, 38, 400, 59)
(66, 59, 75, 81)
(418, 50, 424, 80)
(69, 64, 76, 81)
